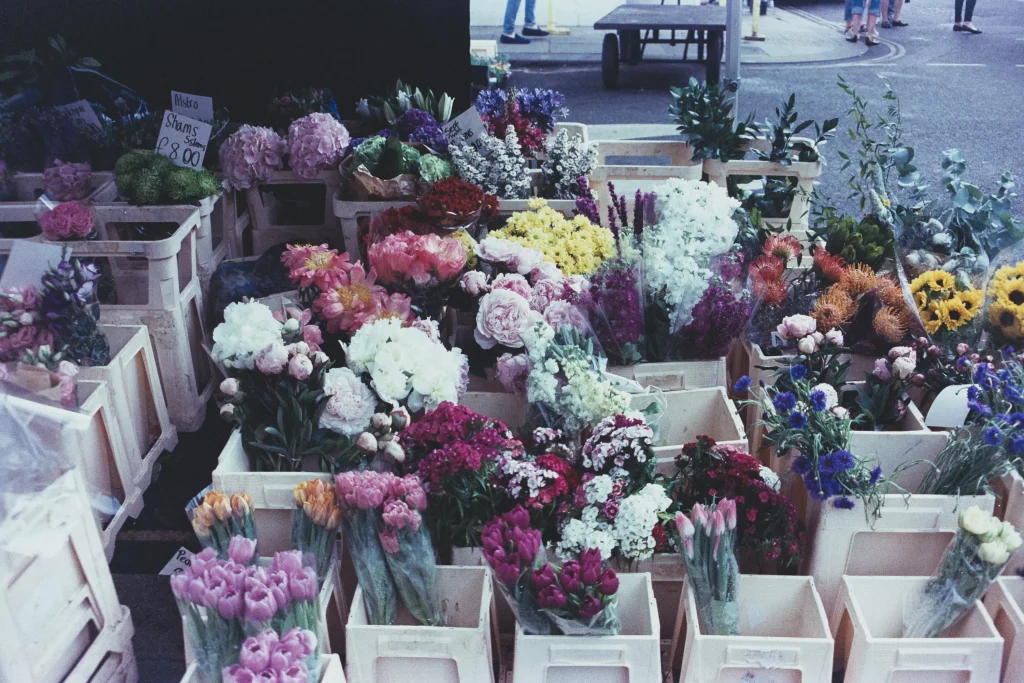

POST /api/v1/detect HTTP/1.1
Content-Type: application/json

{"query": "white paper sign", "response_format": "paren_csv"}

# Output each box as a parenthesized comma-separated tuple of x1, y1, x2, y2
(171, 90, 214, 124)
(0, 241, 65, 289)
(441, 107, 487, 150)
(155, 111, 212, 169)
(925, 384, 972, 429)
(159, 547, 195, 576)
(52, 99, 102, 130)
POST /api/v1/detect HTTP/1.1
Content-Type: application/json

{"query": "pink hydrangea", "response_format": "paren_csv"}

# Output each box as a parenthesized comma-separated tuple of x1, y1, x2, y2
(42, 159, 92, 201)
(474, 289, 541, 350)
(491, 273, 532, 300)
(220, 125, 287, 190)
(368, 230, 467, 286)
(496, 353, 533, 394)
(286, 113, 350, 180)
(38, 200, 94, 240)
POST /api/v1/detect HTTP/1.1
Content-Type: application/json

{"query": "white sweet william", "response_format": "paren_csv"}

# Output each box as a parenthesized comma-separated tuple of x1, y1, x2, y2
(612, 484, 671, 561)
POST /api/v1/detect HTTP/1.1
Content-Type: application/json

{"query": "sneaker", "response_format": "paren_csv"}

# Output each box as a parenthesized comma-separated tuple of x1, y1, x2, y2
(500, 33, 531, 44)
(844, 27, 858, 41)
(522, 26, 549, 37)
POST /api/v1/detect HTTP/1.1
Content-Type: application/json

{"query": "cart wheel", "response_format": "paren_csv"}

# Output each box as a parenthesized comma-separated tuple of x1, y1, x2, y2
(602, 33, 620, 89)
(625, 29, 642, 65)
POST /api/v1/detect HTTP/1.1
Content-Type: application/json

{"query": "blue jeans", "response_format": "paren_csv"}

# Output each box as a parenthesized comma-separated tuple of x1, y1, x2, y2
(845, 0, 880, 19)
(503, 0, 536, 35)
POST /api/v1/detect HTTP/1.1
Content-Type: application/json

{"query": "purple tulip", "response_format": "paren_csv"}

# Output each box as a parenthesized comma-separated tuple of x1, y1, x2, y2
(229, 536, 257, 565)
(223, 561, 248, 590)
(169, 573, 189, 600)
(245, 586, 279, 624)
(246, 565, 270, 588)
(578, 593, 603, 619)
(493, 558, 521, 587)
(222, 665, 258, 683)
(288, 567, 319, 602)
(559, 561, 581, 594)
(218, 586, 245, 620)
(277, 662, 309, 683)
(580, 549, 602, 587)
(256, 670, 280, 682)
(279, 627, 317, 660)
(531, 564, 556, 591)
(516, 529, 541, 564)
(536, 584, 568, 610)
(255, 629, 281, 651)
(272, 550, 304, 575)
(509, 506, 530, 530)
(239, 636, 272, 671)
(267, 647, 291, 674)
(597, 568, 619, 596)
(186, 577, 208, 605)
(267, 571, 291, 609)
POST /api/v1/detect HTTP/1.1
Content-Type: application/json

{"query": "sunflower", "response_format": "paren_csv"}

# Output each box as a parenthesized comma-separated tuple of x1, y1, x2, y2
(811, 287, 856, 330)
(939, 297, 971, 331)
(922, 302, 944, 335)
(839, 263, 877, 296)
(956, 288, 984, 317)
(925, 270, 956, 292)
(873, 306, 910, 343)
(909, 273, 930, 295)
(874, 275, 905, 308)
(914, 290, 929, 310)
(813, 249, 848, 283)
(989, 301, 1024, 341)
(992, 275, 1024, 308)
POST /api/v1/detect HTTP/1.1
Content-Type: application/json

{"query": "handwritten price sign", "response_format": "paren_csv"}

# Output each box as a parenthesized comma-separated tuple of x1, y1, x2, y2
(155, 111, 212, 169)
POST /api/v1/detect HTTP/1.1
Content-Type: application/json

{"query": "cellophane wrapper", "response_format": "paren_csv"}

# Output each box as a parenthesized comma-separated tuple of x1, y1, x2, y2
(380, 521, 443, 626)
(543, 595, 621, 636)
(292, 507, 337, 582)
(343, 510, 398, 625)
(588, 256, 646, 366)
(902, 528, 1009, 638)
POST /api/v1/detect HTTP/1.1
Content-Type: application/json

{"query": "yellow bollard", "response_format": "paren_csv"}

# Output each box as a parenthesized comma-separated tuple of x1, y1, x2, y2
(744, 0, 766, 40)
(546, 0, 571, 35)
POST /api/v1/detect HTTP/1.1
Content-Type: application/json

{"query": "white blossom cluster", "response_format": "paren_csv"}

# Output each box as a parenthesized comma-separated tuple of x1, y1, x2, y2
(211, 301, 284, 370)
(557, 483, 671, 562)
(450, 130, 532, 199)
(541, 130, 597, 199)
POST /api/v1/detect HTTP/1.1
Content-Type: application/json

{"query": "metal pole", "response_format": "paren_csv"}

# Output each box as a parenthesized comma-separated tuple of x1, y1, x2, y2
(725, 0, 742, 117)
(546, 0, 570, 35)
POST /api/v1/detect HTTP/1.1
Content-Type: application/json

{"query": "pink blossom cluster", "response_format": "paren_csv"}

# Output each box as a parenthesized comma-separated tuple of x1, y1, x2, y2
(581, 414, 654, 474)
(571, 473, 626, 521)
(169, 538, 319, 625)
(38, 200, 94, 240)
(481, 506, 543, 586)
(0, 286, 54, 361)
(219, 125, 287, 190)
(368, 230, 467, 286)
(287, 113, 350, 180)
(334, 471, 427, 553)
(221, 628, 317, 683)
(42, 159, 92, 201)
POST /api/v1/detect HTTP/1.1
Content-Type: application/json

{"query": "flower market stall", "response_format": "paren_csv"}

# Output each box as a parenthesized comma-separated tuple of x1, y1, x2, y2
(3, 47, 1024, 683)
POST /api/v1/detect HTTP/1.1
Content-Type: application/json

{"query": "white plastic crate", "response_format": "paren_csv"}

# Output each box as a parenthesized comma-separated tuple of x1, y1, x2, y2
(245, 169, 344, 257)
(78, 324, 178, 495)
(218, 186, 252, 259)
(678, 574, 834, 683)
(346, 565, 495, 683)
(997, 470, 1024, 576)
(180, 654, 345, 682)
(984, 577, 1024, 683)
(0, 469, 126, 683)
(458, 392, 530, 431)
(611, 553, 686, 643)
(211, 430, 331, 553)
(831, 576, 1003, 683)
(590, 140, 701, 214)
(606, 358, 728, 392)
(511, 572, 660, 683)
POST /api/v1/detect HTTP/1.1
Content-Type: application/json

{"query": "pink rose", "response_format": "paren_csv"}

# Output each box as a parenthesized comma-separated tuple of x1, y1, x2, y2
(255, 343, 289, 375)
(543, 300, 588, 333)
(38, 200, 94, 241)
(776, 314, 817, 341)
(460, 271, 490, 296)
(474, 289, 540, 350)
(492, 273, 532, 300)
(496, 353, 533, 394)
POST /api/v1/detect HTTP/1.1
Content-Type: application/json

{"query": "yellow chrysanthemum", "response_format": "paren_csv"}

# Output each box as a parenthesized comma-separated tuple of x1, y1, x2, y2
(939, 297, 971, 331)
(452, 229, 478, 269)
(989, 300, 1024, 341)
(922, 302, 944, 335)
(490, 200, 615, 275)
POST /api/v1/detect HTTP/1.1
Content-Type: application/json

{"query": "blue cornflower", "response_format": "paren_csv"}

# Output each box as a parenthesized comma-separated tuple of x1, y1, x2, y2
(984, 427, 1003, 446)
(833, 449, 855, 471)
(968, 401, 993, 418)
(869, 466, 883, 484)
(810, 390, 828, 412)
(733, 376, 752, 393)
(804, 473, 826, 500)
(821, 449, 854, 474)
(759, 379, 766, 388)
(789, 411, 808, 429)
(967, 385, 980, 401)
(1005, 384, 1023, 404)
(1003, 346, 1016, 359)
(773, 391, 797, 413)
(999, 369, 1012, 383)
(956, 356, 970, 370)
(791, 455, 813, 475)
(822, 474, 845, 497)
(790, 364, 808, 381)
(974, 363, 991, 384)
(1010, 435, 1024, 455)
(1011, 413, 1024, 427)
(833, 497, 856, 510)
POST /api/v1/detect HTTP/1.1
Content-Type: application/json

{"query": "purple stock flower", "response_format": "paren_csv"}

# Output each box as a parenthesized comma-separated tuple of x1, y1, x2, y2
(589, 261, 644, 364)
(578, 593, 603, 619)
(676, 282, 752, 359)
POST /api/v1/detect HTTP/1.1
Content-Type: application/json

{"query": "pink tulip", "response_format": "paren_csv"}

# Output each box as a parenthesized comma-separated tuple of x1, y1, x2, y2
(222, 665, 258, 683)
(278, 663, 309, 683)
(279, 627, 317, 660)
(675, 512, 695, 539)
(272, 550, 304, 576)
(267, 571, 291, 610)
(229, 536, 257, 565)
(239, 636, 272, 671)
(289, 567, 319, 602)
(245, 586, 278, 624)
(218, 586, 245, 620)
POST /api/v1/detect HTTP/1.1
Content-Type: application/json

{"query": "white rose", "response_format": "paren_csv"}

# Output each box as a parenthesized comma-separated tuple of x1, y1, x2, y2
(960, 506, 997, 537)
(797, 336, 818, 355)
(999, 521, 1023, 552)
(977, 540, 1010, 565)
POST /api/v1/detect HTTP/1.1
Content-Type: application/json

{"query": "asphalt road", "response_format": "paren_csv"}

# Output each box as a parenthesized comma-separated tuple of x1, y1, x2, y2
(510, 0, 1024, 213)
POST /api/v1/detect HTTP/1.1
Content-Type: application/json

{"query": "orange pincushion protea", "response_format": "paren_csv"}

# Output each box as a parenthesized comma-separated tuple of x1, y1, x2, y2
(873, 274, 905, 309)
(873, 306, 911, 344)
(811, 286, 857, 330)
(839, 263, 878, 296)
(813, 249, 848, 283)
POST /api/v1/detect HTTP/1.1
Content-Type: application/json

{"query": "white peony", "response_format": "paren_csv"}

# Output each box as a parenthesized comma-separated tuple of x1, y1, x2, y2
(812, 383, 839, 410)
(211, 301, 284, 370)
(999, 521, 1023, 552)
(320, 368, 377, 436)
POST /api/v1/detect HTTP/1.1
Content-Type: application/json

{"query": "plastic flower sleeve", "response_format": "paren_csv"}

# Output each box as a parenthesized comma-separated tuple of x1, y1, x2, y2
(903, 507, 1021, 638)
(534, 549, 622, 636)
(342, 510, 399, 625)
(186, 486, 259, 561)
(981, 240, 1024, 347)
(544, 594, 621, 636)
(481, 506, 552, 635)
(676, 501, 741, 636)
(588, 256, 647, 366)
(378, 517, 443, 626)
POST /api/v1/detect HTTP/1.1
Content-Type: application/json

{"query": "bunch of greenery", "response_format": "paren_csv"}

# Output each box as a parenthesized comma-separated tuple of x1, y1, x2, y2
(0, 35, 101, 103)
(344, 135, 423, 180)
(114, 150, 220, 205)
(356, 80, 455, 127)
(755, 93, 838, 165)
(669, 77, 755, 162)
(813, 210, 895, 271)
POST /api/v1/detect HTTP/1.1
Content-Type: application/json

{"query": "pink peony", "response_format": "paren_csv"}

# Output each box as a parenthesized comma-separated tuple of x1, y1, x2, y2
(496, 353, 533, 394)
(477, 237, 545, 275)
(491, 273, 532, 300)
(38, 200, 94, 240)
(460, 271, 490, 296)
(255, 342, 289, 375)
(543, 300, 588, 333)
(220, 125, 287, 190)
(286, 113, 350, 180)
(320, 367, 377, 436)
(281, 243, 350, 291)
(775, 314, 817, 341)
(368, 230, 467, 286)
(287, 354, 312, 380)
(474, 289, 541, 350)
(42, 159, 92, 201)
(872, 358, 892, 380)
(528, 276, 566, 312)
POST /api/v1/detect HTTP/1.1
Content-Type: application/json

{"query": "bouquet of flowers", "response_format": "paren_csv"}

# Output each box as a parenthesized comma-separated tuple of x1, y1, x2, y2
(187, 489, 257, 560)
(903, 507, 1021, 637)
(0, 286, 54, 362)
(481, 505, 551, 634)
(909, 269, 984, 343)
(853, 346, 919, 431)
(450, 129, 532, 199)
(292, 479, 341, 581)
(675, 500, 740, 636)
(475, 88, 569, 135)
(367, 230, 467, 319)
(171, 538, 322, 682)
(494, 429, 579, 518)
(222, 628, 318, 683)
(671, 437, 801, 568)
(38, 254, 110, 366)
(42, 159, 93, 201)
(400, 402, 522, 548)
(532, 547, 621, 635)
(334, 470, 440, 626)
(540, 130, 596, 200)
(38, 200, 94, 240)
(342, 317, 467, 411)
(588, 255, 646, 366)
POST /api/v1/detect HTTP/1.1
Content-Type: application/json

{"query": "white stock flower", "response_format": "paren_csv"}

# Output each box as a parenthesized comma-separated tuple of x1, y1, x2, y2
(960, 506, 1000, 539)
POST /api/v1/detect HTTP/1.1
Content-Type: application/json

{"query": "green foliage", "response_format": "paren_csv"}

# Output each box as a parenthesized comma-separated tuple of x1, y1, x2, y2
(755, 93, 838, 165)
(345, 134, 422, 180)
(669, 77, 755, 161)
(0, 35, 101, 97)
(814, 210, 895, 271)
(356, 80, 455, 127)
(114, 150, 219, 205)
(417, 155, 453, 184)
(940, 150, 1024, 256)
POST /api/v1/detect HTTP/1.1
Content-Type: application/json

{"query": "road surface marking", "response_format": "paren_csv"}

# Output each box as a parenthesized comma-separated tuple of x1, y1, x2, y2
(926, 63, 985, 66)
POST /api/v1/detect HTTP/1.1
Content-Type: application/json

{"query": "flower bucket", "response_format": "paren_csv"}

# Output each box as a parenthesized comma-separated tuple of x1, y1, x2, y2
(511, 572, 661, 683)
(995, 469, 1024, 576)
(831, 576, 1002, 683)
(678, 574, 834, 683)
(246, 170, 343, 257)
(983, 576, 1024, 683)
(180, 654, 345, 683)
(345, 565, 495, 683)
(606, 358, 728, 392)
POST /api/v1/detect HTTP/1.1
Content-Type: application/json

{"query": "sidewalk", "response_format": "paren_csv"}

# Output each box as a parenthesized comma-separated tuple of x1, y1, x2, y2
(471, 6, 866, 64)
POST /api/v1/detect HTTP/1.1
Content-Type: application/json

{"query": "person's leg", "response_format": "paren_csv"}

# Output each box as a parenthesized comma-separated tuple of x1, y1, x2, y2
(523, 0, 536, 28)
(503, 0, 522, 36)
(844, 0, 854, 28)
(865, 0, 881, 42)
(880, 0, 891, 27)
(954, 0, 964, 24)
(892, 0, 906, 24)
(963, 0, 978, 24)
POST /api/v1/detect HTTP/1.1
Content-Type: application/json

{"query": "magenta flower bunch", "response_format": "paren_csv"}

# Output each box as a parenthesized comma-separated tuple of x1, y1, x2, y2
(222, 627, 318, 683)
(532, 547, 619, 629)
(170, 538, 322, 682)
(42, 159, 92, 201)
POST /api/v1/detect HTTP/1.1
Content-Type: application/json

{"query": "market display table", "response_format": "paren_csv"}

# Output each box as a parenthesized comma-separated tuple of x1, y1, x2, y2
(594, 4, 727, 88)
